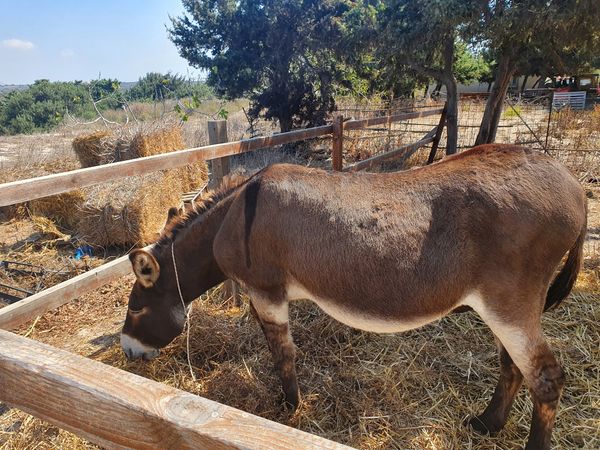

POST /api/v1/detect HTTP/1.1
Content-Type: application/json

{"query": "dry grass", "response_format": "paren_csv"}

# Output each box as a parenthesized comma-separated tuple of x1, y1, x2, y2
(72, 130, 131, 168)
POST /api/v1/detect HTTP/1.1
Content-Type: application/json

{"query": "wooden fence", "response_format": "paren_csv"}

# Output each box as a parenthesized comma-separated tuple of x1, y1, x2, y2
(0, 104, 445, 448)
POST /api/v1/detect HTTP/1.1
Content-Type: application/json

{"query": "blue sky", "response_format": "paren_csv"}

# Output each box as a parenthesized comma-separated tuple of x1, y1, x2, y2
(0, 0, 199, 84)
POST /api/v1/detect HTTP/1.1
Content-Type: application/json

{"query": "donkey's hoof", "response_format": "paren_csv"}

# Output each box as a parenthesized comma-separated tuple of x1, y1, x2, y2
(282, 395, 299, 412)
(465, 415, 502, 435)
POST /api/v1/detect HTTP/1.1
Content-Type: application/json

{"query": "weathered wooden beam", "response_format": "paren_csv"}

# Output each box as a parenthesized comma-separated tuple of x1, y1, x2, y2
(0, 125, 333, 207)
(208, 120, 230, 189)
(345, 127, 438, 172)
(0, 330, 352, 450)
(344, 108, 444, 131)
(0, 255, 131, 330)
(331, 115, 344, 171)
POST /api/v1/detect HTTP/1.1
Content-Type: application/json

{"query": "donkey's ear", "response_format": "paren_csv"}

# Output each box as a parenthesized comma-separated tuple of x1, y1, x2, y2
(129, 249, 160, 288)
(167, 206, 182, 223)
(163, 206, 183, 231)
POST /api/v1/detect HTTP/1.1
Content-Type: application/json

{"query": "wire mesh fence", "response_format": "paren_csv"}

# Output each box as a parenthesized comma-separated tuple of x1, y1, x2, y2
(335, 96, 600, 179)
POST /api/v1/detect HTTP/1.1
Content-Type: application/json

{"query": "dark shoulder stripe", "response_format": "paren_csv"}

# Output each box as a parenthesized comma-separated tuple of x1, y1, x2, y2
(244, 178, 261, 268)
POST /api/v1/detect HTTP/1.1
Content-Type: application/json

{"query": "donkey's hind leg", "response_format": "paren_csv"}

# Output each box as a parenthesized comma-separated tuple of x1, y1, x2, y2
(475, 310, 564, 450)
(468, 339, 523, 434)
(250, 295, 299, 410)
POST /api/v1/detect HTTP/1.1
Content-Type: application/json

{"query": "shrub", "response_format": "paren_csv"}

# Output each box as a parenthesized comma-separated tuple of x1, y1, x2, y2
(0, 80, 99, 135)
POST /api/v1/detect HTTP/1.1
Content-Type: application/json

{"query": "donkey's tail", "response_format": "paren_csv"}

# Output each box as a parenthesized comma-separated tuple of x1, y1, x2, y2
(544, 210, 587, 312)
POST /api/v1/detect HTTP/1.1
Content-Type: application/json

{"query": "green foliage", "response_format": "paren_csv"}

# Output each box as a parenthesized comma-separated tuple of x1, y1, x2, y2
(0, 74, 214, 135)
(169, 0, 356, 132)
(502, 105, 522, 119)
(126, 72, 213, 102)
(0, 79, 98, 135)
(454, 41, 491, 84)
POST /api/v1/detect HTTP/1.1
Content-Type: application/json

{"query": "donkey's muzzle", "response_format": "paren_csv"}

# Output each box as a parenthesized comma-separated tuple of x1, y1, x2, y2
(120, 333, 160, 360)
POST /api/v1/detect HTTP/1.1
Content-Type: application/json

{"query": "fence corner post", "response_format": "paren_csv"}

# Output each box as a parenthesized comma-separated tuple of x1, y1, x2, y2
(332, 115, 344, 171)
(207, 119, 240, 307)
(207, 120, 230, 188)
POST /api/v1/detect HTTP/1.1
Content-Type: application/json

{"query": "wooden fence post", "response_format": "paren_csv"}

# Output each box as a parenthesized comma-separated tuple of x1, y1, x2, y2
(207, 120, 240, 307)
(426, 102, 448, 164)
(207, 120, 230, 188)
(332, 115, 344, 171)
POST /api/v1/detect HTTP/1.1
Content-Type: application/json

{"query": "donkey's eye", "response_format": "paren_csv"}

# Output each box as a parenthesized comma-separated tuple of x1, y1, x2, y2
(129, 307, 145, 315)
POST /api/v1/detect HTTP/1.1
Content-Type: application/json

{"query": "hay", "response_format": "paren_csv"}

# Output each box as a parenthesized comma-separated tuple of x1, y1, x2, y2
(76, 172, 175, 247)
(75, 125, 208, 248)
(3, 268, 598, 450)
(73, 123, 185, 169)
(130, 125, 184, 157)
(0, 165, 84, 227)
(29, 191, 86, 232)
(72, 130, 130, 168)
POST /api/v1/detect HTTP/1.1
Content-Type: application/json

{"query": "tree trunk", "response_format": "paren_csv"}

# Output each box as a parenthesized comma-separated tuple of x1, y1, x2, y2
(278, 114, 293, 133)
(444, 78, 459, 155)
(520, 75, 529, 93)
(475, 53, 516, 145)
(441, 37, 458, 155)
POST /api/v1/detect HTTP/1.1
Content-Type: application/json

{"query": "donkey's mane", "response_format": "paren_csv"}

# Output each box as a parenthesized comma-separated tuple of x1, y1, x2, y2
(155, 172, 252, 249)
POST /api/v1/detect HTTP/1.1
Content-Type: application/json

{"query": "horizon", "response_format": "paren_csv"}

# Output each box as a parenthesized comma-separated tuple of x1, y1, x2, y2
(0, 0, 199, 85)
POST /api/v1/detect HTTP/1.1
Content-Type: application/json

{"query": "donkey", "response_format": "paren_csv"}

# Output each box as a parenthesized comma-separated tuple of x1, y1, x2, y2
(121, 144, 586, 450)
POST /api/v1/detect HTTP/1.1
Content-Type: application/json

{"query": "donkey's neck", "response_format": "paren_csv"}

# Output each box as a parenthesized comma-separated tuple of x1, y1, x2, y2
(170, 193, 237, 301)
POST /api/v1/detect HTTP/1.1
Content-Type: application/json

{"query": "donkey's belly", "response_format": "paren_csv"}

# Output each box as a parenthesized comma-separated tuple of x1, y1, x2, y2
(286, 280, 442, 333)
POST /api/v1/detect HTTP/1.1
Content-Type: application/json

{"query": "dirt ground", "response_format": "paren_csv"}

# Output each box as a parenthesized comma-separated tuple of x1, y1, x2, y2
(0, 194, 599, 449)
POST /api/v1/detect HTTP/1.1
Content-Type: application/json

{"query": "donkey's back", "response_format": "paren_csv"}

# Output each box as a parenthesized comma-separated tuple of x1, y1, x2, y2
(216, 144, 585, 323)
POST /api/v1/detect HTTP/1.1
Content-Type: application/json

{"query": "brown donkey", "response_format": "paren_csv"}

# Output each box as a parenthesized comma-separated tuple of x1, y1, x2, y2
(121, 144, 586, 450)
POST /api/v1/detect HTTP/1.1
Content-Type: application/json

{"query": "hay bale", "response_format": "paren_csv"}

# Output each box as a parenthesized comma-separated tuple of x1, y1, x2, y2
(0, 166, 84, 227)
(72, 130, 130, 167)
(130, 125, 184, 157)
(75, 125, 208, 247)
(29, 191, 86, 232)
(77, 166, 207, 247)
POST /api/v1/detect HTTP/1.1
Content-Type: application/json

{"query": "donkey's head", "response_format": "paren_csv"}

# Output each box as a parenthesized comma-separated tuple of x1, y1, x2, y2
(120, 175, 250, 361)
(120, 207, 190, 360)
(120, 246, 189, 360)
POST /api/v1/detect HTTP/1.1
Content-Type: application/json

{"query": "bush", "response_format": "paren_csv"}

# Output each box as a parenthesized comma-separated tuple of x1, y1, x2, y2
(0, 80, 100, 135)
(502, 105, 522, 119)
(126, 72, 214, 102)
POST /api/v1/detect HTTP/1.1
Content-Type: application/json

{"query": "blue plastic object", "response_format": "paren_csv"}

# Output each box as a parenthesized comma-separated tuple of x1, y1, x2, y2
(74, 245, 93, 260)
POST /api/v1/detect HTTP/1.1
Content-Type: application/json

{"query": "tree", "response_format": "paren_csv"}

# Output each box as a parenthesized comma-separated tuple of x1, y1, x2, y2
(127, 72, 187, 102)
(361, 0, 481, 154)
(454, 41, 491, 85)
(474, 0, 600, 145)
(168, 0, 352, 132)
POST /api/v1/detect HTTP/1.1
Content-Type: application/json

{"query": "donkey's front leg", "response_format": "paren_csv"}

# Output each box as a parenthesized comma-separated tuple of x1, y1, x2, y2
(250, 297, 299, 410)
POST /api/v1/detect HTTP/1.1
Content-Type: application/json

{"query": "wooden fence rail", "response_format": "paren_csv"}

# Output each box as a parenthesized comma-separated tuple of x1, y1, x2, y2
(0, 255, 131, 330)
(345, 127, 438, 172)
(0, 330, 351, 450)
